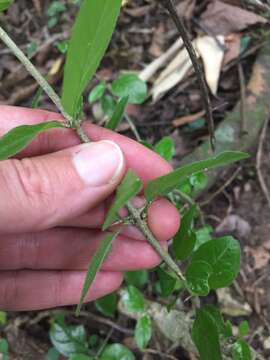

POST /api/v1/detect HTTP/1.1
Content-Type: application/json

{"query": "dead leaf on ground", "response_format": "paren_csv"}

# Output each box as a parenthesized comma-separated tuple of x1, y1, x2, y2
(195, 35, 225, 95)
(245, 241, 270, 270)
(151, 35, 225, 101)
(217, 288, 252, 317)
(223, 33, 241, 66)
(149, 23, 166, 57)
(176, 0, 196, 20)
(173, 110, 205, 127)
(151, 43, 196, 102)
(124, 5, 152, 17)
(199, 0, 267, 35)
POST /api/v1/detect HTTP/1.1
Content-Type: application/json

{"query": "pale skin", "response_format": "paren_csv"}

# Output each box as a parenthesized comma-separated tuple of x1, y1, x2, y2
(0, 106, 180, 311)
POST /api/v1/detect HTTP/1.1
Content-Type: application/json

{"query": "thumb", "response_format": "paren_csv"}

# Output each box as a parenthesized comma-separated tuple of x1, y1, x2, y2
(0, 140, 125, 233)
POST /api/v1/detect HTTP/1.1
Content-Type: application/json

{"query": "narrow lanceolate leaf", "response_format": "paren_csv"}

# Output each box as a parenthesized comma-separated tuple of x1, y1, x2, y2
(106, 96, 129, 130)
(145, 151, 249, 201)
(192, 308, 222, 360)
(0, 121, 64, 161)
(62, 0, 122, 118)
(0, 0, 13, 12)
(102, 170, 142, 230)
(76, 232, 119, 316)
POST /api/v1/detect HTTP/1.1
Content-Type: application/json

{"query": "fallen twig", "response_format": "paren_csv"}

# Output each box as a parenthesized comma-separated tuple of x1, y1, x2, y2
(160, 0, 215, 151)
(256, 117, 270, 207)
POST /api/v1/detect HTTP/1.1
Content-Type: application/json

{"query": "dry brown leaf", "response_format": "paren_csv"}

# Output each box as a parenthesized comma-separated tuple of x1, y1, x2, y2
(139, 38, 183, 82)
(223, 33, 241, 66)
(245, 245, 270, 270)
(217, 288, 252, 317)
(151, 44, 196, 102)
(149, 23, 166, 57)
(173, 110, 205, 127)
(176, 0, 196, 20)
(195, 35, 225, 95)
(199, 0, 267, 35)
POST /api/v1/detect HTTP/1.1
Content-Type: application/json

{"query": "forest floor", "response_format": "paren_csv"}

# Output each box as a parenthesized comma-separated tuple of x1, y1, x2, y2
(0, 0, 270, 359)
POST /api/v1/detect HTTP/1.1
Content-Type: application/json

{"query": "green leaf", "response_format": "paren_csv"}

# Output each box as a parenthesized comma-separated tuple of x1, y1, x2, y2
(194, 225, 213, 252)
(47, 348, 60, 360)
(173, 205, 197, 260)
(95, 293, 118, 318)
(47, 1, 66, 16)
(49, 323, 87, 357)
(125, 270, 149, 288)
(122, 285, 145, 312)
(0, 339, 8, 354)
(76, 232, 119, 315)
(192, 308, 222, 360)
(0, 312, 7, 326)
(186, 260, 211, 296)
(239, 321, 249, 338)
(192, 236, 241, 289)
(202, 305, 232, 338)
(101, 95, 117, 117)
(62, 0, 122, 118)
(100, 344, 135, 360)
(111, 74, 147, 104)
(56, 40, 69, 54)
(157, 267, 177, 297)
(106, 96, 129, 130)
(0, 121, 64, 161)
(0, 0, 13, 12)
(88, 82, 106, 104)
(145, 151, 249, 201)
(135, 315, 152, 350)
(69, 355, 94, 360)
(154, 136, 175, 161)
(232, 340, 252, 360)
(103, 170, 143, 230)
(190, 172, 208, 191)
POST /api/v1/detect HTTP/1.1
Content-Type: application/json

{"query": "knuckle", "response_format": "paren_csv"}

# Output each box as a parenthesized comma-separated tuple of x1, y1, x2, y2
(12, 158, 56, 216)
(18, 233, 41, 269)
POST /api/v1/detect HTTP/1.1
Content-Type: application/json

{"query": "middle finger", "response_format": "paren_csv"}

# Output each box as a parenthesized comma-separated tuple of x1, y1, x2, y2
(0, 228, 166, 271)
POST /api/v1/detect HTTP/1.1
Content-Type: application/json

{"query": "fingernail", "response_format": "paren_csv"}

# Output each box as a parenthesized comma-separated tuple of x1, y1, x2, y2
(73, 140, 124, 186)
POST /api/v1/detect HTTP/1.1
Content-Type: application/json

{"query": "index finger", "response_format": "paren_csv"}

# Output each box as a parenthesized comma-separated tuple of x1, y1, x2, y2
(0, 106, 172, 183)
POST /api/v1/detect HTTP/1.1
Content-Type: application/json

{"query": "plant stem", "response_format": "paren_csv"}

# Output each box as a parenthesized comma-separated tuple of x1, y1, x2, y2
(160, 0, 215, 151)
(126, 201, 186, 282)
(0, 26, 72, 126)
(174, 189, 205, 225)
(75, 123, 91, 143)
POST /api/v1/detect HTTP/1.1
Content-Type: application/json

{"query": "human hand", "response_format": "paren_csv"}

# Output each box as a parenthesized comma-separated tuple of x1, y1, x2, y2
(0, 106, 180, 311)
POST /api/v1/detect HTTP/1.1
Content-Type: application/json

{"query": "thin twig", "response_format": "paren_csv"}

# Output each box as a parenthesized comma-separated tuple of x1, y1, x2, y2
(126, 201, 186, 282)
(74, 311, 134, 335)
(200, 168, 241, 207)
(173, 189, 205, 225)
(0, 26, 92, 143)
(95, 328, 114, 358)
(0, 26, 72, 126)
(125, 114, 142, 142)
(256, 117, 270, 207)
(144, 349, 178, 360)
(160, 0, 215, 151)
(238, 62, 247, 136)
